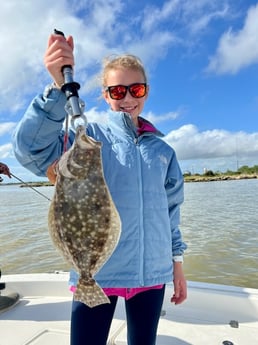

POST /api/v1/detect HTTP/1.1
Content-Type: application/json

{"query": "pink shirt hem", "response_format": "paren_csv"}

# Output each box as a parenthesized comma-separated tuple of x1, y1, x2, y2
(69, 285, 164, 300)
(103, 285, 164, 300)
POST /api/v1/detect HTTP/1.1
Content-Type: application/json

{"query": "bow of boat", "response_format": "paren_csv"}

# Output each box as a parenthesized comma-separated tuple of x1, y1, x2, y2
(1, 272, 258, 345)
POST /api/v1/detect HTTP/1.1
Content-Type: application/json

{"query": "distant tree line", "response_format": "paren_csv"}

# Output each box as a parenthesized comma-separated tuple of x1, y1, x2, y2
(184, 165, 258, 177)
(226, 165, 258, 175)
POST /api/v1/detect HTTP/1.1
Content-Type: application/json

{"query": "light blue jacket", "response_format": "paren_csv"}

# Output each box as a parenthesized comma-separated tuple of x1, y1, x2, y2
(13, 86, 187, 288)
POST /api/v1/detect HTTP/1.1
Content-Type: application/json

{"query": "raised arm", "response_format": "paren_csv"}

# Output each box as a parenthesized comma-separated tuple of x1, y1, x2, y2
(12, 33, 76, 176)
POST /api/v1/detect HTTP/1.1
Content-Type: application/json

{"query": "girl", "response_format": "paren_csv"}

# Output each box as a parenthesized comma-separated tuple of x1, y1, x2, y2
(13, 33, 187, 345)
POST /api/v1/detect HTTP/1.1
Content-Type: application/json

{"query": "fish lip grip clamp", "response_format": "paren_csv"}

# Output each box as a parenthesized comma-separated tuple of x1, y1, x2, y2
(54, 29, 87, 129)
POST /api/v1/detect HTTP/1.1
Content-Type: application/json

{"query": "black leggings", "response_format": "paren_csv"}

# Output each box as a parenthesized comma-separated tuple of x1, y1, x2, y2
(70, 285, 165, 345)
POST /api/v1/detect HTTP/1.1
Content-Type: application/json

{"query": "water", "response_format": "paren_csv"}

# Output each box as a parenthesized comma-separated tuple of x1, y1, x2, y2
(0, 179, 257, 288)
(180, 179, 258, 288)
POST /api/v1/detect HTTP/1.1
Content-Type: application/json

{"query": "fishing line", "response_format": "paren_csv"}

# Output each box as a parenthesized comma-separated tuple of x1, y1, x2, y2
(10, 173, 51, 202)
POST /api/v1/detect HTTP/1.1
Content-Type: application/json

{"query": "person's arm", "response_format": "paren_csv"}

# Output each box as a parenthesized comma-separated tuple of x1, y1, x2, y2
(165, 151, 187, 304)
(13, 33, 76, 177)
(12, 87, 74, 176)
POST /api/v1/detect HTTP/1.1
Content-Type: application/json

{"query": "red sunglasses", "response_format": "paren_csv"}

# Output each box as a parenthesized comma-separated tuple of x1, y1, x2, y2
(105, 83, 147, 100)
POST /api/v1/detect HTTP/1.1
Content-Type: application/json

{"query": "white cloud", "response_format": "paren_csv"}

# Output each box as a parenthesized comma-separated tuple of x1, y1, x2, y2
(141, 0, 180, 33)
(76, 108, 258, 169)
(0, 143, 13, 159)
(0, 121, 17, 162)
(0, 122, 17, 136)
(189, 5, 230, 34)
(84, 107, 109, 124)
(206, 4, 258, 74)
(0, 0, 183, 113)
(143, 110, 180, 124)
(164, 124, 258, 161)
(0, 0, 133, 112)
(83, 107, 181, 126)
(0, 0, 237, 114)
(1, 0, 257, 180)
(141, 0, 231, 36)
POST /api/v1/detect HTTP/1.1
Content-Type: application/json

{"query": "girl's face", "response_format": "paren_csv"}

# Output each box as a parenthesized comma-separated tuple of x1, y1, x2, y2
(103, 67, 149, 126)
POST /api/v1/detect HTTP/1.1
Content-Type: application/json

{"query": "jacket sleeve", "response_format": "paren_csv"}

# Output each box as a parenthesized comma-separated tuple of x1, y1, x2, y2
(12, 86, 75, 176)
(165, 150, 187, 257)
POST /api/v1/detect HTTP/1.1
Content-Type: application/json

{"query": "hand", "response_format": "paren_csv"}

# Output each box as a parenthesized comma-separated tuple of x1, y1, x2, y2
(44, 33, 74, 88)
(170, 262, 187, 305)
(0, 162, 11, 178)
(46, 160, 58, 184)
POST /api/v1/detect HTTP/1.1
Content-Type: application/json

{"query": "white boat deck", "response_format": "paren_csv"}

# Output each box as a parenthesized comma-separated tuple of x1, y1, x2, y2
(1, 272, 258, 344)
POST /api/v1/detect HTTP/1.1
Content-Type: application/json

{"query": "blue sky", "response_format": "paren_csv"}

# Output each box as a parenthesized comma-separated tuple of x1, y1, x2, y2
(1, 0, 258, 182)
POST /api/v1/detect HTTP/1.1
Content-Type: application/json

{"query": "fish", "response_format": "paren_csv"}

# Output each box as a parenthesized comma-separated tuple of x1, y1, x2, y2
(48, 125, 121, 308)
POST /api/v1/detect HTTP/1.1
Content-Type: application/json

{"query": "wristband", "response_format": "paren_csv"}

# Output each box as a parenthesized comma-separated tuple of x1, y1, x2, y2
(173, 255, 184, 263)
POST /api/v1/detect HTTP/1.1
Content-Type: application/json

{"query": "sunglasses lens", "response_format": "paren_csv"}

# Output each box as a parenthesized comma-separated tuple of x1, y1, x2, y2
(107, 83, 147, 99)
(129, 84, 146, 98)
(109, 86, 127, 100)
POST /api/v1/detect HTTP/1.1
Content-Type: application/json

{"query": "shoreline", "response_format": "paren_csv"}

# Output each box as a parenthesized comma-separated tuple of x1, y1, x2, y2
(1, 174, 257, 187)
(184, 174, 258, 183)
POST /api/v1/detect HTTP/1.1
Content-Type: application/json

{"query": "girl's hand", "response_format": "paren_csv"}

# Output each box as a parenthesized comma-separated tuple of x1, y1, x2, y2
(0, 163, 11, 178)
(171, 262, 187, 305)
(44, 33, 74, 88)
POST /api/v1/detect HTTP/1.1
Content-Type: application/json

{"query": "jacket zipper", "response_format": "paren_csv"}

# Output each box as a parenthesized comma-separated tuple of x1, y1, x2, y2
(134, 136, 145, 286)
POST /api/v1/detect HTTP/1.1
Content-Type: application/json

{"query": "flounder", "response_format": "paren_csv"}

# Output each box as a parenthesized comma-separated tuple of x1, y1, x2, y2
(48, 125, 121, 308)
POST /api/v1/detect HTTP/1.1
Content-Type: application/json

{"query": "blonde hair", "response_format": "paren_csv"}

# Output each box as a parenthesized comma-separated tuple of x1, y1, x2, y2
(101, 54, 148, 88)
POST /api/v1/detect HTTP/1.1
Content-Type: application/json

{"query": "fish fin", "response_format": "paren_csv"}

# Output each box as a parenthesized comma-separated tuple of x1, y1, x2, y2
(74, 279, 110, 308)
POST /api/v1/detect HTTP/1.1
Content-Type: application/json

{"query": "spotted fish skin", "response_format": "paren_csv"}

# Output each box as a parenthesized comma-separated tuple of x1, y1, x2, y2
(48, 125, 121, 308)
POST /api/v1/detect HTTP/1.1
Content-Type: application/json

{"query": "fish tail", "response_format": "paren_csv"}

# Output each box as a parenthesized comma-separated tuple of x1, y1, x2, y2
(74, 278, 110, 308)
